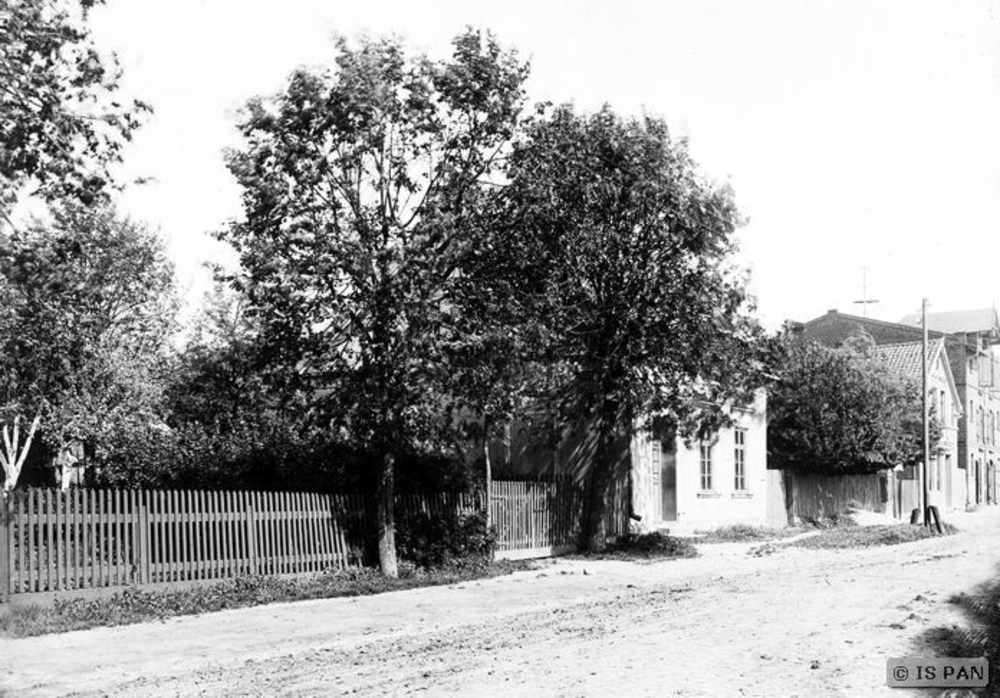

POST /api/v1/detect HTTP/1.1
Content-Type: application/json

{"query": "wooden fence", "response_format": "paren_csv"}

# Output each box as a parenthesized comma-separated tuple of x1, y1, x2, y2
(1, 489, 379, 599)
(490, 478, 629, 559)
(1, 482, 627, 601)
(767, 470, 887, 524)
(765, 470, 789, 528)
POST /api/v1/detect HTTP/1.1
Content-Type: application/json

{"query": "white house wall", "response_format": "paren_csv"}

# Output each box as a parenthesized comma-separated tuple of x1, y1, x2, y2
(631, 390, 768, 530)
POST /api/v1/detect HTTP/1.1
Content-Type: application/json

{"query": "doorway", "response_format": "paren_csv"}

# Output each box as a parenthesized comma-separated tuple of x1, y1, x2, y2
(661, 438, 677, 521)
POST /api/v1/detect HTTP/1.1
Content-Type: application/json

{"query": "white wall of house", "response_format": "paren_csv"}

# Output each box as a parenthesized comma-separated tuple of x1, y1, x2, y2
(927, 353, 961, 511)
(674, 390, 768, 527)
(631, 389, 768, 529)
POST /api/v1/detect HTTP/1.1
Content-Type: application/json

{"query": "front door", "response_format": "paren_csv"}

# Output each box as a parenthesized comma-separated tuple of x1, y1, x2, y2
(661, 439, 677, 521)
(650, 439, 662, 522)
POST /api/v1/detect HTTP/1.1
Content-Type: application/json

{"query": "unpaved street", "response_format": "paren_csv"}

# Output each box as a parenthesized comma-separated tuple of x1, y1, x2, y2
(4, 508, 1000, 698)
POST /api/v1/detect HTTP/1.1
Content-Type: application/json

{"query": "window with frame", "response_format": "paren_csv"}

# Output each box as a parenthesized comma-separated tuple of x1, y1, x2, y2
(733, 428, 747, 491)
(699, 440, 713, 491)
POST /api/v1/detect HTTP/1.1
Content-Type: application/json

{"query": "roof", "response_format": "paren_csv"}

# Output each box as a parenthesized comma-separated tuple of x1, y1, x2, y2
(795, 309, 945, 348)
(898, 307, 999, 335)
(872, 339, 944, 384)
(872, 339, 962, 414)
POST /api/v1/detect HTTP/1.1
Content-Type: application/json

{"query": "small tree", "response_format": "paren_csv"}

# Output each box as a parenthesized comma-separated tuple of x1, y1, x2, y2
(0, 202, 176, 486)
(768, 335, 933, 475)
(464, 105, 768, 551)
(220, 30, 528, 577)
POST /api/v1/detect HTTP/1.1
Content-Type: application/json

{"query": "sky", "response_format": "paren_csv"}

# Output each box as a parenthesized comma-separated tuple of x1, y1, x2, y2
(85, 0, 1000, 330)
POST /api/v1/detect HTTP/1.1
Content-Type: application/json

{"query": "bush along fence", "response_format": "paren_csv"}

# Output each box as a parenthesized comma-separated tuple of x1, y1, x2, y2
(1, 481, 629, 602)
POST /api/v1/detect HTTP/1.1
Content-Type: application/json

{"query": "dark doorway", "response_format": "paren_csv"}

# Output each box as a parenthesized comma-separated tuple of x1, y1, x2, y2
(661, 439, 677, 521)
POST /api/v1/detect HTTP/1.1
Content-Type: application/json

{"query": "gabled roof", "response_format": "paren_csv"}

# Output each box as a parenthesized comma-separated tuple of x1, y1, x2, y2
(898, 307, 1000, 335)
(795, 309, 945, 348)
(872, 339, 962, 415)
(873, 339, 943, 384)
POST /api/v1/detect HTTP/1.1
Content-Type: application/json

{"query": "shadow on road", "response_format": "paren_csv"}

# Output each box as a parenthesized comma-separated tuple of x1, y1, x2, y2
(920, 563, 1000, 697)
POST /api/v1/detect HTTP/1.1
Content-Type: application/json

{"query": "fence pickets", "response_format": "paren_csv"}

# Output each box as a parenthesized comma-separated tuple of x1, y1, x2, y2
(1, 481, 629, 600)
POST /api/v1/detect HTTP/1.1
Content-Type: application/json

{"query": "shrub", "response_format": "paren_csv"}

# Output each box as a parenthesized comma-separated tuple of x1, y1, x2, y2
(395, 509, 495, 568)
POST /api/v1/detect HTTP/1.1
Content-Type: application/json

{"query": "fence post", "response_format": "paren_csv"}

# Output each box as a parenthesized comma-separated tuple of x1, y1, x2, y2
(0, 492, 10, 603)
(137, 494, 150, 585)
(247, 493, 259, 575)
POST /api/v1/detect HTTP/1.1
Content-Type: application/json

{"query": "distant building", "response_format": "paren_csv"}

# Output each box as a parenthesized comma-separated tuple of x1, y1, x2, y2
(872, 339, 961, 513)
(793, 308, 1000, 508)
(898, 308, 1000, 508)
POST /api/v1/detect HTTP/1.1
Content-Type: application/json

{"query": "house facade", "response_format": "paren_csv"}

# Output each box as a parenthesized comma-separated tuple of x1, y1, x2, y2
(899, 308, 1000, 508)
(795, 307, 999, 510)
(494, 389, 769, 532)
(629, 390, 768, 530)
(871, 339, 962, 512)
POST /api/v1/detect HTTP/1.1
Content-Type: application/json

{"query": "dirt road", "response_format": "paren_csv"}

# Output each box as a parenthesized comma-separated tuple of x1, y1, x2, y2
(4, 507, 1000, 698)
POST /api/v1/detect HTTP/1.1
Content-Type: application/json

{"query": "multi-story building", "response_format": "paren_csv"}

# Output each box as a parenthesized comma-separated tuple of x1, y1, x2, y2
(898, 308, 1000, 507)
(792, 307, 1000, 509)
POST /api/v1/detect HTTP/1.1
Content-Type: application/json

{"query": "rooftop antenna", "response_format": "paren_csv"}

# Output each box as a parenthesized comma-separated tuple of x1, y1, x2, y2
(853, 266, 880, 318)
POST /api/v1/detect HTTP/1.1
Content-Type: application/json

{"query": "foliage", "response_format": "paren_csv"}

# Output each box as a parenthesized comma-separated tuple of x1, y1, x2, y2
(0, 202, 176, 483)
(0, 560, 534, 638)
(789, 523, 957, 549)
(219, 29, 529, 576)
(0, 0, 149, 220)
(768, 335, 935, 475)
(462, 104, 769, 550)
(165, 282, 276, 432)
(92, 416, 473, 493)
(396, 508, 495, 568)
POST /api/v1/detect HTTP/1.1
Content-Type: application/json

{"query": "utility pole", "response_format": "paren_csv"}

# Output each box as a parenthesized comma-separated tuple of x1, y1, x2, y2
(853, 266, 880, 318)
(921, 298, 930, 527)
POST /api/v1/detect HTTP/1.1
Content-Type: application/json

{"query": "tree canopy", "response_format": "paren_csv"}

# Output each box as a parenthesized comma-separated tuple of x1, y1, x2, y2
(0, 0, 148, 221)
(461, 105, 769, 549)
(767, 335, 934, 475)
(220, 29, 529, 576)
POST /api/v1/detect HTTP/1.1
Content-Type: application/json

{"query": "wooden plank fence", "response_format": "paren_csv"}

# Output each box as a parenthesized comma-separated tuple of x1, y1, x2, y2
(1, 482, 629, 601)
(490, 478, 629, 560)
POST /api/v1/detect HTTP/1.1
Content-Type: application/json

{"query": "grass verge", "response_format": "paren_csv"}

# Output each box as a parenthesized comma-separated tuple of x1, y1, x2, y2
(920, 572, 1000, 698)
(788, 523, 958, 550)
(695, 523, 806, 544)
(0, 559, 533, 639)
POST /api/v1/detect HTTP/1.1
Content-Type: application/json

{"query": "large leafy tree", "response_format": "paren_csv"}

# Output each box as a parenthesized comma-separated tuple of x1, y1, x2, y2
(220, 30, 528, 577)
(768, 335, 934, 475)
(0, 202, 176, 487)
(465, 105, 768, 551)
(0, 0, 149, 222)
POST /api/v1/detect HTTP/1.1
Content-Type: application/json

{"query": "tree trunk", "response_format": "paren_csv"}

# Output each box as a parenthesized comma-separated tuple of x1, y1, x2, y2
(377, 450, 399, 578)
(483, 416, 492, 530)
(581, 417, 618, 553)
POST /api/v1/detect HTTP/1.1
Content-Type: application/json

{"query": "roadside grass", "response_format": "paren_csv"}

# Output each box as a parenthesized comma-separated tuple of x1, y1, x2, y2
(0, 559, 534, 639)
(573, 531, 699, 561)
(695, 523, 806, 544)
(788, 523, 958, 550)
(920, 571, 1000, 698)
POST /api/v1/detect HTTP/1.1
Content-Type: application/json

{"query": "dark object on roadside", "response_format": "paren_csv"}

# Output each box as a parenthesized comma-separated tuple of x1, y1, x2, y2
(602, 532, 698, 559)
